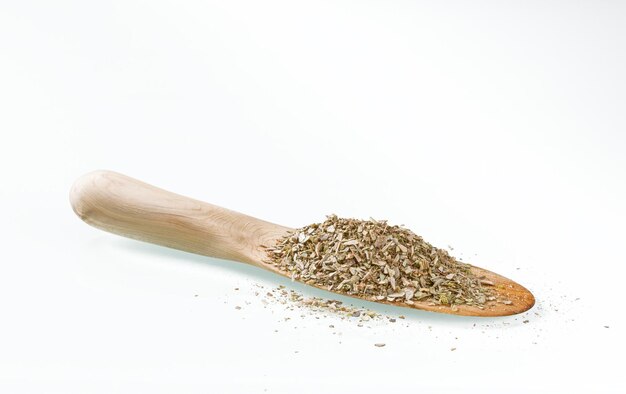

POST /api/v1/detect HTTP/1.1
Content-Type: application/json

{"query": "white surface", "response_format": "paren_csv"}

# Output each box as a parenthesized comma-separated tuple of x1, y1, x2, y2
(1, 1, 625, 392)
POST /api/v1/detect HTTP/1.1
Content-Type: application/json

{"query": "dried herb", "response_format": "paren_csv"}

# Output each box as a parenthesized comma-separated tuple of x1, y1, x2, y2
(265, 215, 495, 307)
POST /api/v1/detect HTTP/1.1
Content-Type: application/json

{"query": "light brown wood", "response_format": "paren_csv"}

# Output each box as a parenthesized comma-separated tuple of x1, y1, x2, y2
(70, 170, 535, 317)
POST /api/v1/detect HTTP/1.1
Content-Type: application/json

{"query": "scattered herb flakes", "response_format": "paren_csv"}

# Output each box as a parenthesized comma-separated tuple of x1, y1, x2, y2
(523, 320, 529, 324)
(451, 347, 457, 351)
(265, 215, 499, 307)
(374, 343, 386, 347)
(235, 306, 242, 310)
(261, 286, 384, 323)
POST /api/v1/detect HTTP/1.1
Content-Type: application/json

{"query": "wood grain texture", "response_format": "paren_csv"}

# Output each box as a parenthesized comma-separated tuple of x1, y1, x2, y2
(70, 170, 290, 267)
(70, 170, 535, 317)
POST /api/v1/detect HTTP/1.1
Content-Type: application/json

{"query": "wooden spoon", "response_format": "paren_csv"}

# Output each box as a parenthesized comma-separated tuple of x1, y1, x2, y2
(70, 170, 535, 317)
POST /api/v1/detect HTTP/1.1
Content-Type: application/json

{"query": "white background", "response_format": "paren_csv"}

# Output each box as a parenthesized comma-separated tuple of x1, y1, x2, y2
(1, 1, 625, 392)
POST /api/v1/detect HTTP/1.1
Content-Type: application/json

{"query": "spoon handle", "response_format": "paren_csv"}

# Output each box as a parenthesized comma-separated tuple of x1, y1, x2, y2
(70, 170, 289, 266)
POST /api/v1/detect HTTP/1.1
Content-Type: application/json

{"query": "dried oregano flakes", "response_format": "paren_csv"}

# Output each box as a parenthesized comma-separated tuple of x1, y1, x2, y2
(265, 215, 496, 307)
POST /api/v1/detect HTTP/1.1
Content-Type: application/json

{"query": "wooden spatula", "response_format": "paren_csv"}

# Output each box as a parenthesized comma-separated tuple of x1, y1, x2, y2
(70, 170, 535, 317)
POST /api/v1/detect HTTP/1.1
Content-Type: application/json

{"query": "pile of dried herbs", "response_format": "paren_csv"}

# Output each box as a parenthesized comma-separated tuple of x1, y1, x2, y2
(265, 215, 495, 307)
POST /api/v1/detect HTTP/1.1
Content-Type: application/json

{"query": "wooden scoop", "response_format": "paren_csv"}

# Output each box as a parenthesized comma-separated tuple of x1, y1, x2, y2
(70, 170, 535, 317)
